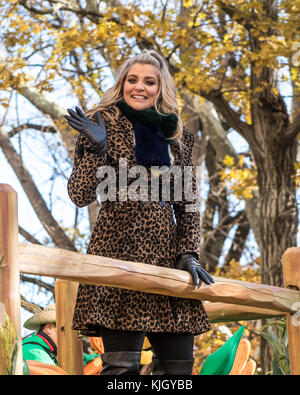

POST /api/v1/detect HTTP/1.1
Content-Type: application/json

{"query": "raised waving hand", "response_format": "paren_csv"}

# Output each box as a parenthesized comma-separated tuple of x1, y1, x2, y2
(65, 106, 108, 155)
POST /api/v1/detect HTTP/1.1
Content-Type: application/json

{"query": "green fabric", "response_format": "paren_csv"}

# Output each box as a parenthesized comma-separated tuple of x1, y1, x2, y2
(22, 333, 57, 366)
(200, 325, 245, 375)
(115, 99, 178, 144)
(83, 353, 100, 366)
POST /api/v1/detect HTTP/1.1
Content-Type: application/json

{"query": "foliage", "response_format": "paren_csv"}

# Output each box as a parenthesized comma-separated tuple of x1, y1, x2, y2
(294, 162, 300, 189)
(258, 318, 290, 375)
(0, 313, 17, 375)
(0, 0, 299, 111)
(221, 155, 258, 200)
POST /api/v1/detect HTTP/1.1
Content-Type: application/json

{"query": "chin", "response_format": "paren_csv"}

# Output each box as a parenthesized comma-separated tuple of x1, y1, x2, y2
(133, 105, 149, 111)
(127, 99, 152, 111)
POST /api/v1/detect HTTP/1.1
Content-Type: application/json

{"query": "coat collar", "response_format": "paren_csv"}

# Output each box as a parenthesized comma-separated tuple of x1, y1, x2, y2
(115, 100, 178, 145)
(36, 331, 57, 354)
(101, 107, 183, 166)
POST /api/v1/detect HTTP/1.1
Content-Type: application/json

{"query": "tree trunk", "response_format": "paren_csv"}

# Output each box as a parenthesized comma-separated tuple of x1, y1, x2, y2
(249, 0, 298, 374)
(251, 93, 298, 288)
(250, 92, 298, 374)
(258, 155, 298, 287)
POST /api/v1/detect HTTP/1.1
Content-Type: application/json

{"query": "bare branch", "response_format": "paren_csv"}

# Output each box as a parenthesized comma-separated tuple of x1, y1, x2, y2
(8, 123, 56, 138)
(215, 0, 256, 31)
(20, 274, 55, 294)
(19, 226, 42, 245)
(20, 296, 43, 314)
(0, 129, 76, 251)
(19, 0, 53, 15)
(188, 97, 260, 247)
(203, 89, 253, 143)
(223, 212, 251, 267)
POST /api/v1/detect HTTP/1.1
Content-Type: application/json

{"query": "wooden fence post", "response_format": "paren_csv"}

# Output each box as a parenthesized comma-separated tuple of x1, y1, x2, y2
(55, 280, 84, 375)
(0, 184, 22, 375)
(282, 248, 300, 375)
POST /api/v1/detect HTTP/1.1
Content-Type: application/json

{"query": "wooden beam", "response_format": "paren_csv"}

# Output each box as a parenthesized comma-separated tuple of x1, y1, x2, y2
(282, 248, 300, 375)
(204, 302, 283, 323)
(55, 280, 84, 375)
(19, 243, 300, 314)
(0, 185, 22, 375)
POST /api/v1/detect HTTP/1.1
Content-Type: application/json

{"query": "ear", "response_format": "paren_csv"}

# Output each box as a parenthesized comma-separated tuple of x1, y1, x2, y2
(43, 323, 51, 334)
(44, 323, 55, 333)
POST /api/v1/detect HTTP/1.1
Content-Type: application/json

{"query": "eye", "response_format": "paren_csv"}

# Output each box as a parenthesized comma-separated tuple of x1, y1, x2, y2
(145, 81, 156, 85)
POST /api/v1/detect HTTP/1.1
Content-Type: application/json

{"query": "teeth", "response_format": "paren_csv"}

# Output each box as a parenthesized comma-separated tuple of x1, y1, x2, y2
(132, 95, 146, 99)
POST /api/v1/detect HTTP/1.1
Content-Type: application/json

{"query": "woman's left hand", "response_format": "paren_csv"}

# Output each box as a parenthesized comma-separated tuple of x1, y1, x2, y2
(175, 253, 215, 286)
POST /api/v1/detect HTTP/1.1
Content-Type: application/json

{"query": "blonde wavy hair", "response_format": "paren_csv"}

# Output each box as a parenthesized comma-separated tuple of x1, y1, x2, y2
(86, 50, 183, 141)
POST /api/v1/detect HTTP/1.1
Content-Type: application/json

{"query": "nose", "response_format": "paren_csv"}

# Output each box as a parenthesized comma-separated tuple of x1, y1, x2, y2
(135, 82, 145, 91)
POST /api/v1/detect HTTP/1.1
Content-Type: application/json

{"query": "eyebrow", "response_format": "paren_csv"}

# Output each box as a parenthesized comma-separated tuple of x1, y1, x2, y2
(127, 74, 158, 81)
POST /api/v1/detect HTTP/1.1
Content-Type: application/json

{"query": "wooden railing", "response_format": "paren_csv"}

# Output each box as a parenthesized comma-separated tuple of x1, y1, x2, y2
(1, 184, 300, 375)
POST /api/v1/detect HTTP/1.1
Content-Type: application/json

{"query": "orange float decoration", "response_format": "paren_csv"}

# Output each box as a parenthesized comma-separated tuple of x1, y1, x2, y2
(82, 337, 104, 375)
(89, 337, 104, 355)
(84, 356, 103, 375)
(26, 360, 68, 375)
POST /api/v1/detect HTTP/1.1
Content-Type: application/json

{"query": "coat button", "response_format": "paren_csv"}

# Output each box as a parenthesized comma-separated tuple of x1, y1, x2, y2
(158, 201, 165, 208)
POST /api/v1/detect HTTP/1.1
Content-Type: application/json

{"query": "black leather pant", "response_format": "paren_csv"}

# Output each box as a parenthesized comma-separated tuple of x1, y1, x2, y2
(96, 326, 194, 360)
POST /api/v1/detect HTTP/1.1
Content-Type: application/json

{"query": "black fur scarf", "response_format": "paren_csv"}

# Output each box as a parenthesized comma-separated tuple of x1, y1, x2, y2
(116, 100, 178, 167)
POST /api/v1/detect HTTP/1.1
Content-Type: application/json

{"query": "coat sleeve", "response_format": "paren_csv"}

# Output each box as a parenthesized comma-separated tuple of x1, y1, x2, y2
(23, 345, 56, 366)
(173, 128, 201, 260)
(67, 123, 107, 207)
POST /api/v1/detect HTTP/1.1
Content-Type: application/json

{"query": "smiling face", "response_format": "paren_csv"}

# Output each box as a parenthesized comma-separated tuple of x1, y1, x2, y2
(123, 63, 160, 111)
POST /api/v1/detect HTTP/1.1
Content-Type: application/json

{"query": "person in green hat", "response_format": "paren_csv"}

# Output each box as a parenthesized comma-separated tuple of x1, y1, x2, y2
(22, 304, 58, 366)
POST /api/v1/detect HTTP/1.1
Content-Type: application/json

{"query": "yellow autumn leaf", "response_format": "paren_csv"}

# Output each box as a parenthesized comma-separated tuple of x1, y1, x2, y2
(183, 0, 193, 7)
(223, 155, 235, 167)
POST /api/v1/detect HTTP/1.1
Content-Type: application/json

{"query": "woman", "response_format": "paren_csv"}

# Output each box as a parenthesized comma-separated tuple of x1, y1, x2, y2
(65, 50, 214, 375)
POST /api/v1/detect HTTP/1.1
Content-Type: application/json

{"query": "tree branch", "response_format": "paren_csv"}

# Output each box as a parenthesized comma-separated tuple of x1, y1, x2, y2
(0, 51, 76, 159)
(8, 123, 56, 138)
(0, 129, 76, 251)
(19, 226, 42, 245)
(20, 296, 43, 314)
(203, 89, 253, 143)
(215, 0, 256, 31)
(193, 98, 240, 162)
(188, 96, 260, 247)
(223, 211, 250, 268)
(20, 274, 55, 294)
(286, 111, 300, 142)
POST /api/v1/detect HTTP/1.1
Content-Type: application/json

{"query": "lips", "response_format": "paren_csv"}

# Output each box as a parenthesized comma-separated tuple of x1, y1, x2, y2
(132, 95, 147, 100)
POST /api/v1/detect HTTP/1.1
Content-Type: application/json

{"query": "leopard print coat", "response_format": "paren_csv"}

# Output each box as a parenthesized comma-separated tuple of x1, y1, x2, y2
(68, 107, 211, 336)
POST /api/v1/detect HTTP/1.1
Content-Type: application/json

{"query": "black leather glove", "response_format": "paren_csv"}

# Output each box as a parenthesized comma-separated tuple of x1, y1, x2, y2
(175, 253, 215, 286)
(64, 106, 108, 155)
